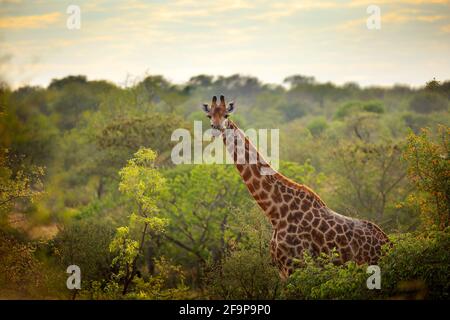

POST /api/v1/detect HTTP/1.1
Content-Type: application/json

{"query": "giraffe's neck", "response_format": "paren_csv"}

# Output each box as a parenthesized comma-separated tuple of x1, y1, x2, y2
(222, 120, 326, 227)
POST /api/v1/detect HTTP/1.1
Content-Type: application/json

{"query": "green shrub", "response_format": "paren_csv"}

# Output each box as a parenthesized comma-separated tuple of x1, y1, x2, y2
(204, 208, 282, 300)
(51, 219, 115, 283)
(285, 229, 450, 300)
(284, 250, 375, 300)
(362, 101, 385, 114)
(409, 92, 448, 114)
(403, 126, 450, 230)
(82, 257, 191, 300)
(381, 230, 450, 299)
(205, 247, 281, 300)
(307, 117, 329, 137)
(334, 100, 384, 119)
(0, 232, 44, 298)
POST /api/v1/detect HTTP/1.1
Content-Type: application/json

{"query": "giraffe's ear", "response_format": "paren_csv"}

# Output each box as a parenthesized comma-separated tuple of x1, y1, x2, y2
(226, 102, 235, 114)
(202, 103, 210, 114)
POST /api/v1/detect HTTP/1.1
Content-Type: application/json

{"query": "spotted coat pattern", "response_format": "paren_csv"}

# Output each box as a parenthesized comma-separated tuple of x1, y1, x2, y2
(223, 120, 391, 279)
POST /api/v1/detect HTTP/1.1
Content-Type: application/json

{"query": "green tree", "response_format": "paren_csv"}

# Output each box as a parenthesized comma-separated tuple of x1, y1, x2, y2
(334, 100, 384, 119)
(52, 219, 115, 285)
(205, 207, 281, 299)
(409, 92, 448, 114)
(161, 164, 252, 285)
(403, 125, 449, 230)
(110, 148, 168, 294)
(329, 141, 413, 231)
(307, 117, 329, 137)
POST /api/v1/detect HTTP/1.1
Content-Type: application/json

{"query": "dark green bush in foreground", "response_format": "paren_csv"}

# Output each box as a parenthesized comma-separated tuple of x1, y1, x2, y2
(205, 247, 281, 300)
(284, 229, 450, 300)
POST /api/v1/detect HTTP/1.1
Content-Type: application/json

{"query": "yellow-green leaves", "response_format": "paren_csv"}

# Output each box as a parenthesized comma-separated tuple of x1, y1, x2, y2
(118, 147, 166, 215)
(403, 125, 449, 230)
(110, 147, 169, 294)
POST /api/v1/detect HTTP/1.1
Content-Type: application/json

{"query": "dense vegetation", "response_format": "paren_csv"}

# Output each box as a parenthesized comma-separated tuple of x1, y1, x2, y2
(0, 74, 449, 299)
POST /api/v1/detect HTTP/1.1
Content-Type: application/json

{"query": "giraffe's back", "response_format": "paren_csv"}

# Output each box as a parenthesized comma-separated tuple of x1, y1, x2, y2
(270, 206, 391, 278)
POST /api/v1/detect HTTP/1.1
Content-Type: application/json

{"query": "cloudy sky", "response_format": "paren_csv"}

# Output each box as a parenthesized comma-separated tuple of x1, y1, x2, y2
(1, 0, 449, 88)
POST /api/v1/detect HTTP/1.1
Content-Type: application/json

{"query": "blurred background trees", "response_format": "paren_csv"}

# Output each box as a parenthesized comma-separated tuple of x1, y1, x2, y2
(0, 74, 449, 299)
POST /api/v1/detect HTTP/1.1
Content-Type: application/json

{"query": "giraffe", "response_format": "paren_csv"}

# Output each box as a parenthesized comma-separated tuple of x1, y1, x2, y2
(202, 95, 391, 279)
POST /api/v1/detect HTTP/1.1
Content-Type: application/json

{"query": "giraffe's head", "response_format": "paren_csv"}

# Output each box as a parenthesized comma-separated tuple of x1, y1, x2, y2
(202, 95, 235, 135)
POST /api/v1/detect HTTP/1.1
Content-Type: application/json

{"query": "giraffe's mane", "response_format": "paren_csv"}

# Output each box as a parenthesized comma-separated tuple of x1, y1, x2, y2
(274, 172, 326, 207)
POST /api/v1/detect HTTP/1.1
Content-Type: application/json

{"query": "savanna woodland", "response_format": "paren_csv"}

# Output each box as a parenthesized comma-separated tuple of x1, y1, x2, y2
(0, 74, 449, 299)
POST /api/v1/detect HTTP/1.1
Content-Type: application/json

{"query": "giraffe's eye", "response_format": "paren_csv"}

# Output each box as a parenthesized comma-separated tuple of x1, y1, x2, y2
(224, 114, 229, 118)
(207, 115, 211, 119)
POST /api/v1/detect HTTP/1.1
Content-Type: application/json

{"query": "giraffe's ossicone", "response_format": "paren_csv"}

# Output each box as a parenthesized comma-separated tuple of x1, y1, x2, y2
(202, 95, 391, 279)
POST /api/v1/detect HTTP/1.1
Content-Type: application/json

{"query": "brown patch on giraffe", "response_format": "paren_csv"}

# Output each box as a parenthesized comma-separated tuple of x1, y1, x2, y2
(272, 190, 282, 203)
(232, 151, 238, 163)
(287, 224, 297, 233)
(242, 167, 251, 181)
(313, 201, 321, 209)
(267, 176, 276, 185)
(289, 200, 299, 211)
(286, 211, 301, 224)
(279, 204, 289, 218)
(335, 224, 344, 234)
(301, 219, 310, 228)
(318, 220, 329, 233)
(311, 242, 320, 254)
(262, 179, 272, 192)
(301, 200, 311, 212)
(259, 191, 268, 200)
(302, 224, 312, 232)
(268, 207, 280, 220)
(258, 201, 270, 211)
(278, 220, 287, 230)
(252, 178, 260, 191)
(250, 164, 261, 178)
(343, 224, 350, 232)
(276, 248, 283, 257)
(325, 229, 336, 241)
(311, 218, 320, 228)
(286, 235, 301, 246)
(304, 211, 313, 222)
(344, 231, 352, 242)
(278, 242, 289, 254)
(301, 233, 312, 241)
(336, 234, 348, 246)
(341, 247, 352, 261)
(311, 229, 325, 246)
(283, 194, 293, 202)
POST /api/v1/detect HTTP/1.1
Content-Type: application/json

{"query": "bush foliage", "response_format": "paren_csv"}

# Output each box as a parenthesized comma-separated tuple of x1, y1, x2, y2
(0, 75, 449, 299)
(285, 229, 450, 300)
